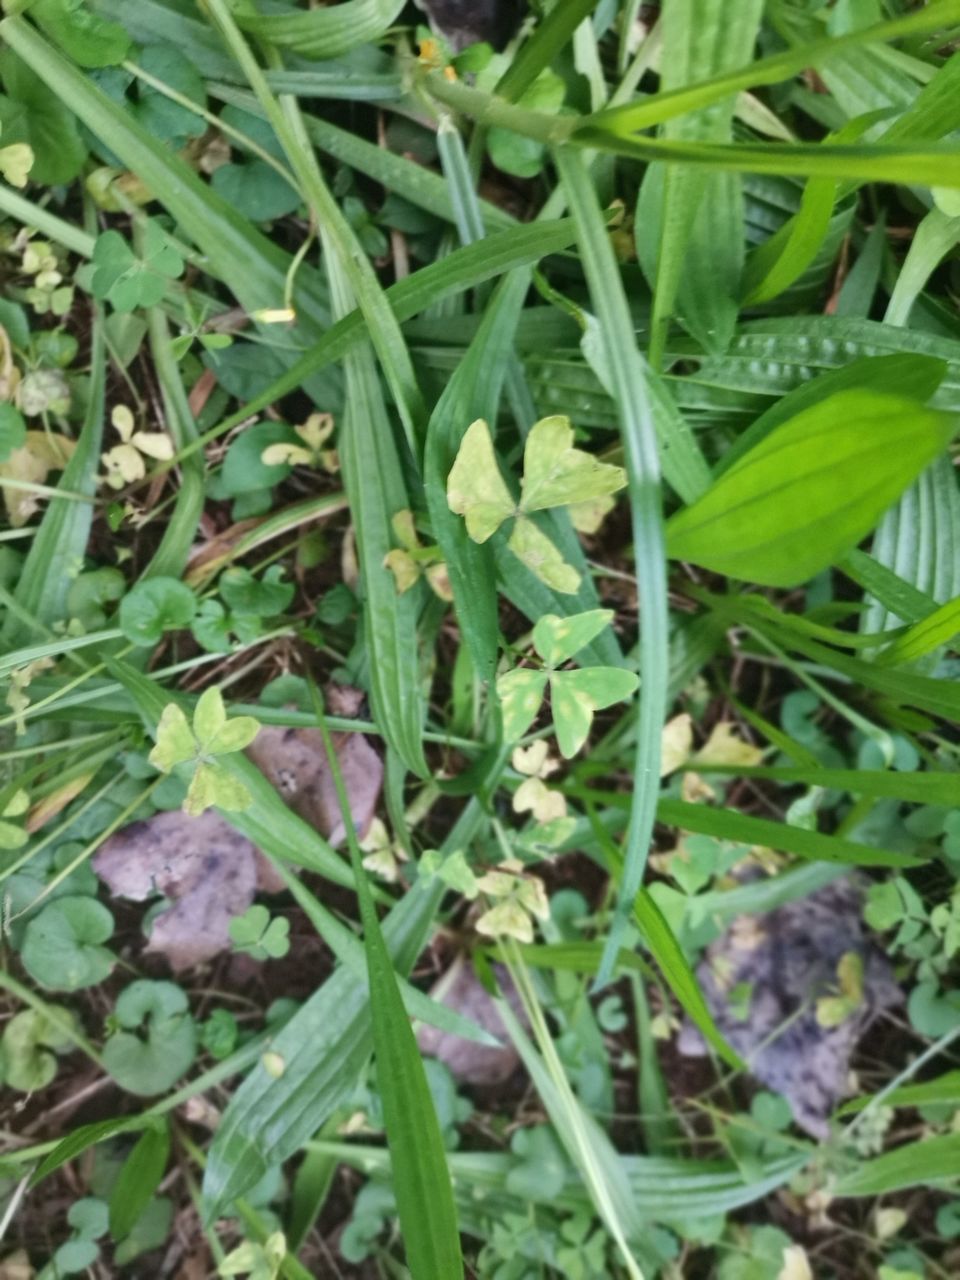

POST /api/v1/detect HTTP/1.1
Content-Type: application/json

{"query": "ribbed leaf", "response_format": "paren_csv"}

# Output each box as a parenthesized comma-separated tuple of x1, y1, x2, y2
(667, 389, 955, 586)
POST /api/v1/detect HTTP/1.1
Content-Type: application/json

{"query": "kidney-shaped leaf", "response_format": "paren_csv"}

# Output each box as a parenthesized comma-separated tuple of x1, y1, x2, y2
(21, 896, 115, 991)
(103, 979, 196, 1096)
(666, 389, 955, 587)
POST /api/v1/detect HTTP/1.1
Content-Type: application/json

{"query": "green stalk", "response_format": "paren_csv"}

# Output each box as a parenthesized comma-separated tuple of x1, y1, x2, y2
(554, 147, 668, 987)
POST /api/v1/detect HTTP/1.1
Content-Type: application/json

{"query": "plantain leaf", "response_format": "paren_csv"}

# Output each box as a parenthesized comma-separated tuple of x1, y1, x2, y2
(667, 389, 955, 586)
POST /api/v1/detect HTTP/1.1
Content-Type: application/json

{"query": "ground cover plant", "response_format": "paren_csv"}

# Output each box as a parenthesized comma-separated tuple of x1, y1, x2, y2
(1, 0, 960, 1275)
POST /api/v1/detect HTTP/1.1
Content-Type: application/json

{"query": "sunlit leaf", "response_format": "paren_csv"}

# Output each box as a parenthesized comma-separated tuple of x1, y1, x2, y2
(519, 414, 625, 513)
(185, 762, 252, 816)
(532, 609, 614, 667)
(446, 417, 515, 542)
(507, 516, 580, 593)
(496, 668, 549, 741)
(550, 667, 639, 759)
(148, 703, 195, 772)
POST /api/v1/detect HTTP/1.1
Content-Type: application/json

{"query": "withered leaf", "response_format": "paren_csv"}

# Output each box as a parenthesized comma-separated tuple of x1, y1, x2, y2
(678, 878, 901, 1137)
(94, 709, 382, 970)
(246, 724, 381, 848)
(417, 958, 526, 1086)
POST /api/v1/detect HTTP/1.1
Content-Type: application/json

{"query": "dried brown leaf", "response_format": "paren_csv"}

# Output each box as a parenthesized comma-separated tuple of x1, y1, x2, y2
(94, 711, 382, 969)
(416, 958, 526, 1086)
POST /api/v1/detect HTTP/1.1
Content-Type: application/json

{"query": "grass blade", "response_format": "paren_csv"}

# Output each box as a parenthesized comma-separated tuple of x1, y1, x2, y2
(4, 308, 104, 642)
(308, 681, 463, 1280)
(554, 146, 668, 986)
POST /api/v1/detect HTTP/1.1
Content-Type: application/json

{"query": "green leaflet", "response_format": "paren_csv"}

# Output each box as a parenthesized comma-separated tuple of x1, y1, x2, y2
(667, 388, 955, 586)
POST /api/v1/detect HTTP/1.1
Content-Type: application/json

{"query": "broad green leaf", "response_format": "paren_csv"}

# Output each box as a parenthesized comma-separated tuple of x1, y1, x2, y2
(0, 48, 87, 184)
(148, 704, 194, 772)
(518, 414, 626, 512)
(667, 389, 955, 586)
(31, 0, 130, 67)
(506, 516, 580, 594)
(717, 353, 947, 476)
(533, 610, 615, 668)
(551, 667, 640, 759)
(497, 669, 549, 742)
(446, 417, 515, 542)
(236, 0, 405, 59)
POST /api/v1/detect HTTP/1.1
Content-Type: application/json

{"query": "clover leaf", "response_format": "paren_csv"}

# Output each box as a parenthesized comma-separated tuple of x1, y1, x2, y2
(219, 1231, 287, 1280)
(21, 896, 116, 991)
(496, 610, 638, 757)
(220, 565, 294, 618)
(148, 686, 261, 816)
(1, 1005, 79, 1091)
(447, 415, 626, 594)
(118, 576, 196, 647)
(228, 904, 291, 961)
(90, 221, 184, 312)
(103, 980, 197, 1096)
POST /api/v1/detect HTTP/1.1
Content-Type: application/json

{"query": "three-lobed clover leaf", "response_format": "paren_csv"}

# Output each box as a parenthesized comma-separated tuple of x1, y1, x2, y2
(149, 686, 261, 816)
(446, 415, 626, 594)
(228, 904, 291, 961)
(496, 610, 639, 758)
(90, 220, 184, 313)
(100, 404, 173, 488)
